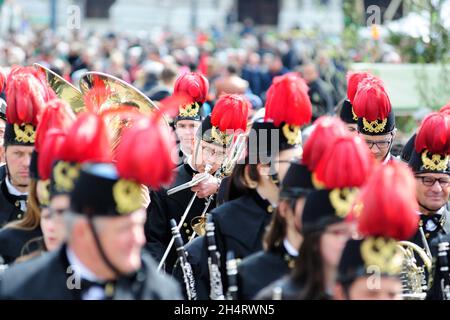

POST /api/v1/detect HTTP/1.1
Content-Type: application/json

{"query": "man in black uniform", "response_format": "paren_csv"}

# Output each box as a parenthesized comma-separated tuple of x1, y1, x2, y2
(237, 159, 313, 299)
(0, 162, 181, 299)
(172, 72, 208, 166)
(407, 111, 450, 299)
(0, 69, 47, 226)
(145, 94, 249, 272)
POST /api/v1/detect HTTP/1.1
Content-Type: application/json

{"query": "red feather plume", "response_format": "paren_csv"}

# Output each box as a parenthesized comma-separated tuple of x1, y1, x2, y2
(346, 71, 382, 103)
(174, 72, 209, 103)
(356, 161, 419, 240)
(115, 115, 177, 189)
(83, 74, 112, 114)
(264, 73, 312, 127)
(439, 102, 450, 116)
(211, 94, 249, 132)
(415, 112, 450, 154)
(35, 99, 76, 152)
(59, 113, 112, 163)
(302, 116, 349, 171)
(314, 135, 374, 188)
(352, 79, 391, 122)
(38, 129, 67, 180)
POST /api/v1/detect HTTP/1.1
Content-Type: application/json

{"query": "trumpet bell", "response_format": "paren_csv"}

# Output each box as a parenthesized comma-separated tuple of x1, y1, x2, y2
(191, 216, 207, 237)
(34, 63, 85, 113)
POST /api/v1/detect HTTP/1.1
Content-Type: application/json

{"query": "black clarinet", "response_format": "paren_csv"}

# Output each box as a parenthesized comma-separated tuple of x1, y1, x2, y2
(226, 251, 238, 300)
(205, 214, 225, 300)
(170, 219, 197, 300)
(437, 234, 450, 300)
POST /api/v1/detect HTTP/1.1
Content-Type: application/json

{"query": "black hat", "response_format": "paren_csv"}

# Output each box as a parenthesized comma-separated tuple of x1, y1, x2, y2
(337, 238, 402, 286)
(400, 133, 416, 163)
(246, 121, 301, 165)
(29, 150, 40, 180)
(4, 123, 36, 147)
(175, 102, 202, 122)
(339, 99, 358, 125)
(70, 163, 144, 217)
(197, 115, 234, 147)
(357, 111, 395, 136)
(408, 148, 450, 174)
(280, 160, 313, 199)
(301, 188, 357, 234)
(173, 72, 208, 123)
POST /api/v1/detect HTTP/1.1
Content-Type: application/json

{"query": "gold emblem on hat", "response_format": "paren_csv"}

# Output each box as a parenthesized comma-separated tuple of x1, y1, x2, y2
(311, 172, 325, 190)
(38, 179, 50, 207)
(282, 124, 301, 145)
(53, 161, 81, 192)
(113, 179, 143, 215)
(179, 102, 200, 117)
(362, 118, 387, 133)
(13, 124, 36, 143)
(361, 237, 403, 275)
(421, 150, 449, 171)
(211, 126, 232, 146)
(329, 188, 357, 218)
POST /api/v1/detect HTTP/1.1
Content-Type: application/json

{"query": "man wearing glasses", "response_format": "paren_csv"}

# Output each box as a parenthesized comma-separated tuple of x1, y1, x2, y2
(407, 112, 450, 299)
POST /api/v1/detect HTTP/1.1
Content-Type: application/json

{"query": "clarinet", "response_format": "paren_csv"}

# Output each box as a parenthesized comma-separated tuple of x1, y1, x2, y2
(170, 219, 197, 300)
(437, 235, 450, 300)
(226, 251, 238, 300)
(205, 214, 225, 300)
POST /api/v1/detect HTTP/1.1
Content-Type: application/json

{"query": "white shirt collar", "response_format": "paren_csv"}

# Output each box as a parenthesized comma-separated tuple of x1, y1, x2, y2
(66, 246, 103, 283)
(417, 205, 446, 216)
(382, 153, 392, 165)
(283, 238, 299, 257)
(5, 176, 27, 197)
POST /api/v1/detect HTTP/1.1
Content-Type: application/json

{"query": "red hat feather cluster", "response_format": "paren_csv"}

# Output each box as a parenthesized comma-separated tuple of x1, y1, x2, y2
(314, 135, 374, 189)
(264, 73, 312, 127)
(346, 71, 376, 104)
(174, 72, 209, 103)
(415, 112, 450, 155)
(352, 77, 391, 122)
(5, 66, 56, 125)
(58, 113, 112, 164)
(115, 115, 176, 189)
(38, 129, 67, 180)
(35, 99, 76, 152)
(302, 116, 349, 171)
(211, 94, 249, 132)
(356, 161, 419, 240)
(440, 102, 450, 116)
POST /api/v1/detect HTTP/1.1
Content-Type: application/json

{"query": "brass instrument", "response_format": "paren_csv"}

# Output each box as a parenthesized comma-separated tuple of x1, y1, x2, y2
(397, 240, 433, 300)
(78, 72, 169, 151)
(33, 63, 85, 113)
(189, 133, 247, 240)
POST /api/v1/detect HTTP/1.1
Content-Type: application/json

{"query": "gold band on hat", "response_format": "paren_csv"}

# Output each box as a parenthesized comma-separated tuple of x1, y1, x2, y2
(282, 124, 301, 145)
(421, 150, 449, 171)
(112, 179, 143, 215)
(13, 124, 36, 144)
(211, 126, 233, 146)
(179, 102, 200, 118)
(329, 187, 357, 218)
(361, 237, 403, 275)
(362, 117, 387, 133)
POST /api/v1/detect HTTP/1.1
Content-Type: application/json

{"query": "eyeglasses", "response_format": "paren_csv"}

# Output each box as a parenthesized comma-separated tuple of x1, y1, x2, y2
(364, 139, 392, 150)
(415, 176, 450, 188)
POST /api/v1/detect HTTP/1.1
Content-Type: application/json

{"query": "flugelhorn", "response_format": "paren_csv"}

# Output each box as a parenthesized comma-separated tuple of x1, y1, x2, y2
(33, 63, 85, 113)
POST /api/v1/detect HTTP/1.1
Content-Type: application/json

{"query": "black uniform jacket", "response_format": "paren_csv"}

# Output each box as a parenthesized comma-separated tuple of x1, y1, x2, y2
(145, 162, 216, 272)
(0, 167, 25, 227)
(173, 190, 273, 299)
(0, 226, 42, 264)
(0, 244, 182, 300)
(237, 244, 295, 299)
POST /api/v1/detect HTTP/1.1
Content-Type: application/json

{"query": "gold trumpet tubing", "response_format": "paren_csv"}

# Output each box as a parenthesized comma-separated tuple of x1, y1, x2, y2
(398, 241, 432, 271)
(33, 63, 85, 113)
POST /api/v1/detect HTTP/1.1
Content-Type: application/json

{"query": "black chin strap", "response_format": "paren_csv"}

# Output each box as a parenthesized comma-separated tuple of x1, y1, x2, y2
(87, 216, 125, 279)
(418, 201, 439, 215)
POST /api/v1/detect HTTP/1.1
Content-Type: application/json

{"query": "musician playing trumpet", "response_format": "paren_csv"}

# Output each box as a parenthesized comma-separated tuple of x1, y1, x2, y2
(145, 91, 249, 273)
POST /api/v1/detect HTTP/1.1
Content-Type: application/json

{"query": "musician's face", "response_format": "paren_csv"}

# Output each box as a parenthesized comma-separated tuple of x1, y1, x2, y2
(358, 132, 394, 162)
(345, 276, 402, 300)
(41, 194, 68, 251)
(415, 172, 450, 213)
(175, 120, 200, 156)
(321, 222, 352, 269)
(193, 139, 226, 173)
(5, 145, 33, 191)
(95, 209, 147, 275)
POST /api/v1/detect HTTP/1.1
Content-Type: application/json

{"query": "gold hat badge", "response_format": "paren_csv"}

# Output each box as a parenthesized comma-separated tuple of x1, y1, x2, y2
(362, 118, 387, 134)
(282, 124, 302, 145)
(421, 150, 449, 171)
(179, 102, 200, 118)
(13, 124, 36, 144)
(329, 188, 357, 218)
(360, 237, 403, 275)
(211, 126, 233, 146)
(53, 161, 81, 192)
(112, 179, 143, 215)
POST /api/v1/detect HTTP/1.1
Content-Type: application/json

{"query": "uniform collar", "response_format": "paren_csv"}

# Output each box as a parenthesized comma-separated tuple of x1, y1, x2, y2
(5, 176, 27, 197)
(251, 189, 276, 214)
(66, 246, 104, 283)
(283, 238, 299, 257)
